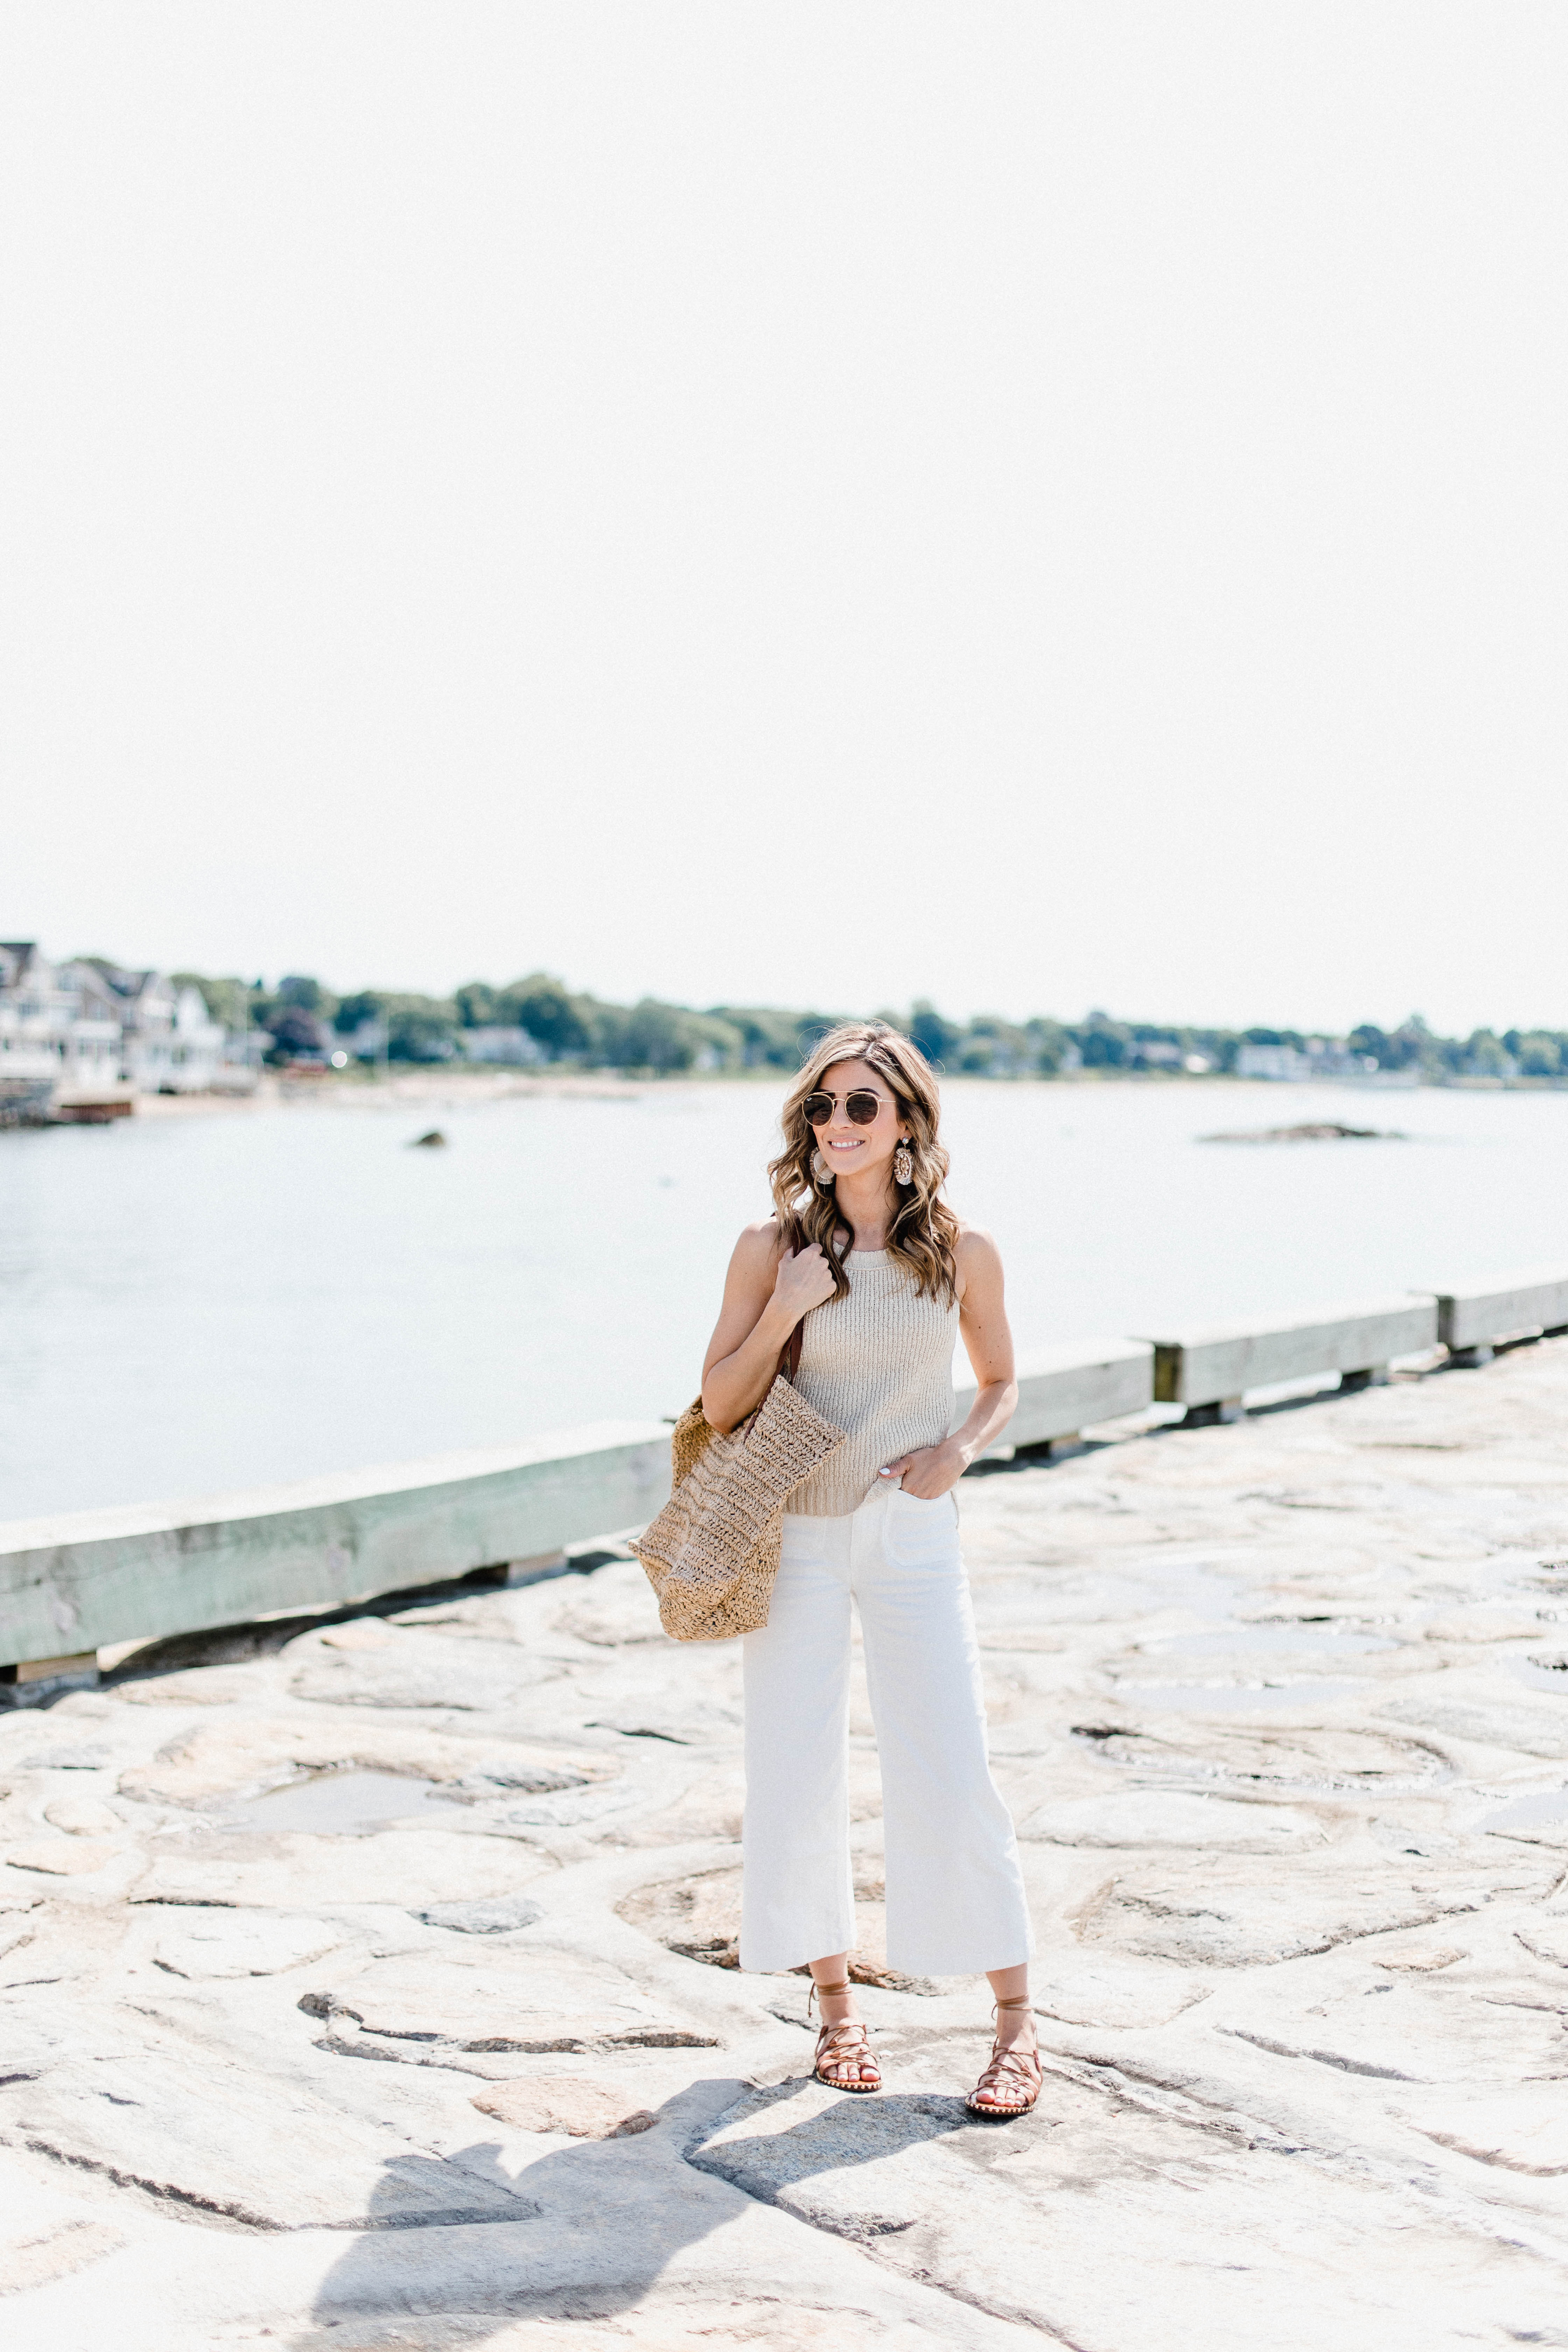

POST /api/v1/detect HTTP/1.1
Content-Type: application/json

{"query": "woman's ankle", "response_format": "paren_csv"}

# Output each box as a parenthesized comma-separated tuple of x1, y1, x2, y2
(809, 1958, 856, 2014)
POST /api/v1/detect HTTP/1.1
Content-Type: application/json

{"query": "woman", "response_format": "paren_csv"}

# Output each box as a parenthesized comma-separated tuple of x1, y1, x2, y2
(700, 1022, 1040, 2117)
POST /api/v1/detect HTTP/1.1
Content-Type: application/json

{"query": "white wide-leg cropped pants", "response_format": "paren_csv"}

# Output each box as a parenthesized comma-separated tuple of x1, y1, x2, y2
(740, 1481, 1034, 1978)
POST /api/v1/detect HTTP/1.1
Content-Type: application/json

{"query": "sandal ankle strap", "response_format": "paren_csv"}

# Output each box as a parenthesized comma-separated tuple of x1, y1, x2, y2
(807, 1976, 852, 2018)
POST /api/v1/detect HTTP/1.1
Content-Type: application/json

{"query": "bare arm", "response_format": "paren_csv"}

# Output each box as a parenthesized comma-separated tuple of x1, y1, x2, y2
(880, 1227, 1018, 1499)
(700, 1222, 838, 1434)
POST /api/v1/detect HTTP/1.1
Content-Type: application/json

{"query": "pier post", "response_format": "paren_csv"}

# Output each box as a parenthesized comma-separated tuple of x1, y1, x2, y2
(1181, 1396, 1244, 1427)
(0, 1650, 99, 1706)
(503, 1548, 570, 1585)
(1013, 1432, 1088, 1462)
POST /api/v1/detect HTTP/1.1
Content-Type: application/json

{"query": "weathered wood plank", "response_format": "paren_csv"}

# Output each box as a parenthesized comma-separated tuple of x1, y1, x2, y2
(0, 1422, 671, 1668)
(1142, 1297, 1440, 1408)
(954, 1340, 1154, 1449)
(1434, 1271, 1568, 1353)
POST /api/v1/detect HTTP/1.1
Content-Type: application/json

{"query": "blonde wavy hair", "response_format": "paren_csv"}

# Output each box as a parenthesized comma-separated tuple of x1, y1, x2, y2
(768, 1022, 960, 1304)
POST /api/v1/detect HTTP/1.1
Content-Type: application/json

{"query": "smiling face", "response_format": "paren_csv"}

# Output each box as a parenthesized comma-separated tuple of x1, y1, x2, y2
(811, 1058, 910, 1183)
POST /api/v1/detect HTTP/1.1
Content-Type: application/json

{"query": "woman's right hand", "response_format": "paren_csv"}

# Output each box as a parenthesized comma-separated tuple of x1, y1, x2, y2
(701, 1225, 835, 1432)
(772, 1243, 837, 1325)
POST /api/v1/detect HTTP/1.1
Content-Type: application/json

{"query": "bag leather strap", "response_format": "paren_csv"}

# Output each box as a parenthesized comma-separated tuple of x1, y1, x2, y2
(718, 1316, 808, 1444)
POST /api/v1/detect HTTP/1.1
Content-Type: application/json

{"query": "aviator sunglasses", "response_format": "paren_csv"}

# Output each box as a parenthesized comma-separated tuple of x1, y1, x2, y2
(803, 1088, 891, 1127)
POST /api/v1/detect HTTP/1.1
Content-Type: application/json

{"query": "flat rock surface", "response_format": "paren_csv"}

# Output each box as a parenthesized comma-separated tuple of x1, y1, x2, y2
(6, 1339, 1568, 2346)
(301, 1944, 720, 2066)
(128, 1827, 560, 1909)
(152, 1911, 352, 1979)
(469, 2075, 660, 2138)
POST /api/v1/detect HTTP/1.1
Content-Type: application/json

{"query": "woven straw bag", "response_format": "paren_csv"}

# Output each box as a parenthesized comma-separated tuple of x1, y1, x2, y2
(632, 1334, 846, 1642)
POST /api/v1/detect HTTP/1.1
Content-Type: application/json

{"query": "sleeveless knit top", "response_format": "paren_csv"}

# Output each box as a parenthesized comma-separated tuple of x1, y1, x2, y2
(787, 1250, 960, 1516)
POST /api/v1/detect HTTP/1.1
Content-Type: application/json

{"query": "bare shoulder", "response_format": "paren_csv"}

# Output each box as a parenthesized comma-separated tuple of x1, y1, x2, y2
(954, 1223, 1004, 1299)
(729, 1217, 785, 1274)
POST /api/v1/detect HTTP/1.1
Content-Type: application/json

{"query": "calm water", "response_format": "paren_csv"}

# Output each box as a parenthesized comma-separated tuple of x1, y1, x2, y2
(2, 1078, 1564, 1521)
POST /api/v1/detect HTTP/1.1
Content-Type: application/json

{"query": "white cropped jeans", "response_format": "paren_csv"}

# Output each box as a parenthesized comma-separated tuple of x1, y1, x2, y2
(740, 1480, 1034, 1978)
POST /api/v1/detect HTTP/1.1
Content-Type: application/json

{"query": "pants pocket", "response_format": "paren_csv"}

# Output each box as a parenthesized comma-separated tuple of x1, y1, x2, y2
(884, 1488, 959, 1566)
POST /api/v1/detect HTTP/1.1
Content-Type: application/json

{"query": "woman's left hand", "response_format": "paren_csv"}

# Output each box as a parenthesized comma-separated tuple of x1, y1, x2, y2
(877, 1439, 969, 1500)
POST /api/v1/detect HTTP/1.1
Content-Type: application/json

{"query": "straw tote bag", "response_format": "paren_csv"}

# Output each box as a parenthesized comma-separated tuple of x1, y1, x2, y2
(632, 1325, 846, 1642)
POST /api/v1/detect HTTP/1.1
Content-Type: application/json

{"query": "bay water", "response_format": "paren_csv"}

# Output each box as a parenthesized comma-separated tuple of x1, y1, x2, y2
(2, 1078, 1563, 1522)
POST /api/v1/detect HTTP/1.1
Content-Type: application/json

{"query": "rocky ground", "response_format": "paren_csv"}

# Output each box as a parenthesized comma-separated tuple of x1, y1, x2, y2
(5, 1340, 1568, 2350)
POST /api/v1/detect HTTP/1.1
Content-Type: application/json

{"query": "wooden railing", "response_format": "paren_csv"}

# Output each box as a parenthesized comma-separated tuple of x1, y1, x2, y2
(1140, 1295, 1439, 1425)
(952, 1340, 1153, 1460)
(4, 1270, 1566, 1687)
(0, 1423, 670, 1688)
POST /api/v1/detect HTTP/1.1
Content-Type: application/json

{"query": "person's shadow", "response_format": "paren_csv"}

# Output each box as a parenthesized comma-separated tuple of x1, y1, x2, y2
(301, 2067, 977, 2338)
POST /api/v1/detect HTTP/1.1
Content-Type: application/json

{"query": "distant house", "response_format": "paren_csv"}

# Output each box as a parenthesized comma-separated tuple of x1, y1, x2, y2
(0, 943, 77, 1118)
(0, 944, 130, 1109)
(1237, 1043, 1312, 1081)
(2, 946, 249, 1106)
(346, 1017, 389, 1060)
(462, 1026, 545, 1066)
(1237, 1038, 1377, 1083)
(78, 963, 228, 1093)
(55, 960, 127, 1100)
(216, 1029, 266, 1090)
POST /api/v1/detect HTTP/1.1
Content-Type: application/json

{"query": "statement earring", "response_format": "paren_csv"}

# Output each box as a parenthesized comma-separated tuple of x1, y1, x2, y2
(892, 1136, 914, 1186)
(812, 1148, 834, 1185)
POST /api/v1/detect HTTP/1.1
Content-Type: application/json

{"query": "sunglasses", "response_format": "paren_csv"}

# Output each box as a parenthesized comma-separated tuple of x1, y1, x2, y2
(803, 1089, 890, 1127)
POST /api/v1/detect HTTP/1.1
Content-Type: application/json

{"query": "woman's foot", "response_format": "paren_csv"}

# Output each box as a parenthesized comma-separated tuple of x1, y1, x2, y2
(810, 1976, 881, 2092)
(966, 1995, 1041, 2118)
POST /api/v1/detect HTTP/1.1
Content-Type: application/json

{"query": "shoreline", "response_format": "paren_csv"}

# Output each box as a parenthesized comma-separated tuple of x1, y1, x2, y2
(82, 1064, 1568, 1126)
(130, 1069, 654, 1118)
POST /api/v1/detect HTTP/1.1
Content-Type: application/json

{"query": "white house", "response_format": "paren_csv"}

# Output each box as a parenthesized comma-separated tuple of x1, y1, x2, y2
(80, 963, 229, 1093)
(1235, 1038, 1379, 1083)
(0, 944, 133, 1112)
(58, 960, 134, 1102)
(0, 943, 76, 1119)
(215, 1028, 266, 1090)
(0, 945, 262, 1114)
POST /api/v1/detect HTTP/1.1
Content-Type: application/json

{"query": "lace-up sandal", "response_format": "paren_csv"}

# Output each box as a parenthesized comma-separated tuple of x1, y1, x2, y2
(808, 1977, 881, 2093)
(966, 1995, 1042, 2119)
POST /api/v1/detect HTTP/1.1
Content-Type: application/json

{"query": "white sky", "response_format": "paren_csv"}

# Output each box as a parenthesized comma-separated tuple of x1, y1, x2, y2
(3, 5, 1564, 1035)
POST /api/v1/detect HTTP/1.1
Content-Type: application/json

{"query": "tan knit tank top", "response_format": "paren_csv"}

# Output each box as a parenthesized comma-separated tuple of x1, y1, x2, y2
(787, 1250, 959, 1516)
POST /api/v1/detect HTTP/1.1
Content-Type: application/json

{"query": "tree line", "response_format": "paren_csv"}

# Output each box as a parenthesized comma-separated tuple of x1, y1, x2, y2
(166, 973, 1568, 1083)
